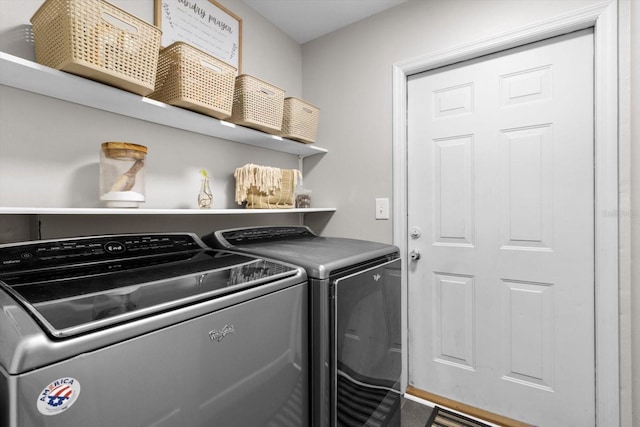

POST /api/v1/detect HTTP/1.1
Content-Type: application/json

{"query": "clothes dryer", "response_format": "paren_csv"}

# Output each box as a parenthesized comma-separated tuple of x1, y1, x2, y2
(203, 226, 401, 427)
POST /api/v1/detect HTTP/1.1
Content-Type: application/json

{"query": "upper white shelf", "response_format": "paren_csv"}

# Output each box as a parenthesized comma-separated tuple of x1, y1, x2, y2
(0, 52, 328, 158)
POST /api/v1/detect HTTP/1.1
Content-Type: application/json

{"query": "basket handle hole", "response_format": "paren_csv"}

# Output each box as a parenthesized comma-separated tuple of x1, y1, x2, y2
(302, 107, 313, 113)
(201, 60, 222, 73)
(260, 88, 275, 96)
(101, 12, 138, 34)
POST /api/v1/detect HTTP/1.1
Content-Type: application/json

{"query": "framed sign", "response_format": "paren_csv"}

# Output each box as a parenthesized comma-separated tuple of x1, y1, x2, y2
(154, 0, 242, 72)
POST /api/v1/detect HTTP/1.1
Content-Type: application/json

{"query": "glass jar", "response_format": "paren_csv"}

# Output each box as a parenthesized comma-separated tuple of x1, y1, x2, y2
(296, 189, 312, 208)
(100, 142, 147, 208)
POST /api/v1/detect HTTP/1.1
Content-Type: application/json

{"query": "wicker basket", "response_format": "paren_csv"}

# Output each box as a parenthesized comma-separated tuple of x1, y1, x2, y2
(234, 164, 300, 209)
(31, 0, 161, 95)
(278, 97, 320, 144)
(229, 75, 285, 134)
(149, 42, 236, 119)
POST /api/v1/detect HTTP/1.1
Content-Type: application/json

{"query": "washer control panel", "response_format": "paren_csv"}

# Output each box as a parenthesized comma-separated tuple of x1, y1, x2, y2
(0, 234, 202, 272)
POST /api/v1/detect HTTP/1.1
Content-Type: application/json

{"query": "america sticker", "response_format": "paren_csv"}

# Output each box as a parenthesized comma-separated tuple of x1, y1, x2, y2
(36, 377, 81, 416)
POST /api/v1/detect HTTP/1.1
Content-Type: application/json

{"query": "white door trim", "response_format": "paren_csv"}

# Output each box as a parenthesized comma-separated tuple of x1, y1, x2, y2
(392, 1, 619, 426)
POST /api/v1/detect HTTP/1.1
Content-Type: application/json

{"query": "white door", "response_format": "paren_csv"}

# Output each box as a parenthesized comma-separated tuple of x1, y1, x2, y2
(407, 29, 594, 426)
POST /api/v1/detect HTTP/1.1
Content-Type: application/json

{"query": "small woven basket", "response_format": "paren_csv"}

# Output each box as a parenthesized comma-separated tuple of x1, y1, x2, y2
(229, 75, 285, 134)
(149, 42, 237, 119)
(278, 97, 320, 144)
(31, 0, 161, 95)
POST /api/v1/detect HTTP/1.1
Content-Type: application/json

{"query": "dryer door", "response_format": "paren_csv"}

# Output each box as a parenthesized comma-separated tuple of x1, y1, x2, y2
(333, 258, 401, 427)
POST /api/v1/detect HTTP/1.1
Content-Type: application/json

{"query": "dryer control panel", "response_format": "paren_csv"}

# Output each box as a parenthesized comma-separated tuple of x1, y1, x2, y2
(212, 226, 316, 247)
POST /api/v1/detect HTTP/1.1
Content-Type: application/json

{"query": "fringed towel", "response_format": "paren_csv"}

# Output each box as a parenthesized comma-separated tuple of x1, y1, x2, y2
(234, 164, 301, 209)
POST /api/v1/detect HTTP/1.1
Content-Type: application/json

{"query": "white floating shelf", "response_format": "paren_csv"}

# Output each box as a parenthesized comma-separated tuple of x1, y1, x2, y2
(0, 207, 336, 215)
(0, 52, 327, 158)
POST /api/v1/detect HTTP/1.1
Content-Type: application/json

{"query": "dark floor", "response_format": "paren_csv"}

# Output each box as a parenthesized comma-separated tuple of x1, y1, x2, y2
(400, 397, 433, 427)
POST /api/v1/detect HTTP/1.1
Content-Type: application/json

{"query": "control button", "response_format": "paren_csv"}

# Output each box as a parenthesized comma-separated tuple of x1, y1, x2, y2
(20, 252, 33, 260)
(104, 241, 126, 254)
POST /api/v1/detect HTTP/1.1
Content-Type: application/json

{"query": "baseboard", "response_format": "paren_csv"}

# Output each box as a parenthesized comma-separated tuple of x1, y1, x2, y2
(405, 386, 533, 427)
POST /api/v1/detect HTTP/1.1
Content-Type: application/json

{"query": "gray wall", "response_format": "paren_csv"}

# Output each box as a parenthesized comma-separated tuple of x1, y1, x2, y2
(300, 0, 637, 425)
(625, 1, 639, 426)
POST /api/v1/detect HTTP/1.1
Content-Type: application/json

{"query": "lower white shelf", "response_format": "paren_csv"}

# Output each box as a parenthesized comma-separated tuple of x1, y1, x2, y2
(0, 207, 336, 215)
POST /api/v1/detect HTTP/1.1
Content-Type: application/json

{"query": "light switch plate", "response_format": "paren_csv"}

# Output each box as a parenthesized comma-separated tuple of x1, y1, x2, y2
(375, 198, 390, 220)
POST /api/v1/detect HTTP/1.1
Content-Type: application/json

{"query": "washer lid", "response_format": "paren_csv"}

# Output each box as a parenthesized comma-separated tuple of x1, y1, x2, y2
(0, 234, 298, 338)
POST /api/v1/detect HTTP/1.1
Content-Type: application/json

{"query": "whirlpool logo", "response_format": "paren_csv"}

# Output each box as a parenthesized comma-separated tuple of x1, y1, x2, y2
(209, 324, 235, 342)
(36, 377, 81, 416)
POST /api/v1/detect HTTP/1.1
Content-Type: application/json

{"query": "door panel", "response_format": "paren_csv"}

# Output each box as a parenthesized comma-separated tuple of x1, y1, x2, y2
(407, 29, 594, 426)
(499, 125, 553, 249)
(433, 135, 475, 246)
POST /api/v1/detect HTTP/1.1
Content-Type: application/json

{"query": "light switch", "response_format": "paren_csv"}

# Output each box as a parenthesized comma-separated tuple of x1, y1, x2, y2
(375, 198, 390, 220)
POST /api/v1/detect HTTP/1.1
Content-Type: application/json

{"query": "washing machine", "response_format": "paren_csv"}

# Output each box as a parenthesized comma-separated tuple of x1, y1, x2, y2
(202, 226, 402, 427)
(0, 233, 308, 427)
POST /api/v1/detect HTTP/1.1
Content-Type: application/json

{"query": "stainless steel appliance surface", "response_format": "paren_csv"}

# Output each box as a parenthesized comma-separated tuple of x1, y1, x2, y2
(0, 233, 309, 427)
(202, 226, 402, 427)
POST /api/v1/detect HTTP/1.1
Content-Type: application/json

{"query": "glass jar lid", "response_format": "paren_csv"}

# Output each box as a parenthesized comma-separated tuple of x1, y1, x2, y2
(101, 142, 148, 160)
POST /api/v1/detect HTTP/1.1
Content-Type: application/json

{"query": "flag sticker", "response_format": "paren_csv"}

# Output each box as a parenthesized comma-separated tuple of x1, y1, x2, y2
(36, 377, 81, 416)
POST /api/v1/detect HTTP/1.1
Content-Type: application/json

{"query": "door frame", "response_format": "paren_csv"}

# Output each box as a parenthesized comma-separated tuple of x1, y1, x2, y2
(391, 1, 619, 426)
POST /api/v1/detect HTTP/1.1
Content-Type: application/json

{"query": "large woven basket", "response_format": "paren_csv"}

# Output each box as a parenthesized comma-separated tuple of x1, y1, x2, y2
(149, 42, 237, 119)
(31, 0, 161, 95)
(277, 97, 320, 144)
(229, 75, 285, 134)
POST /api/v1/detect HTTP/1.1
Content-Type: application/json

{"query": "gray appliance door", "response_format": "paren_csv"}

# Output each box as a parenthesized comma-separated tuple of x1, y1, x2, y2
(6, 284, 308, 427)
(333, 258, 402, 427)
